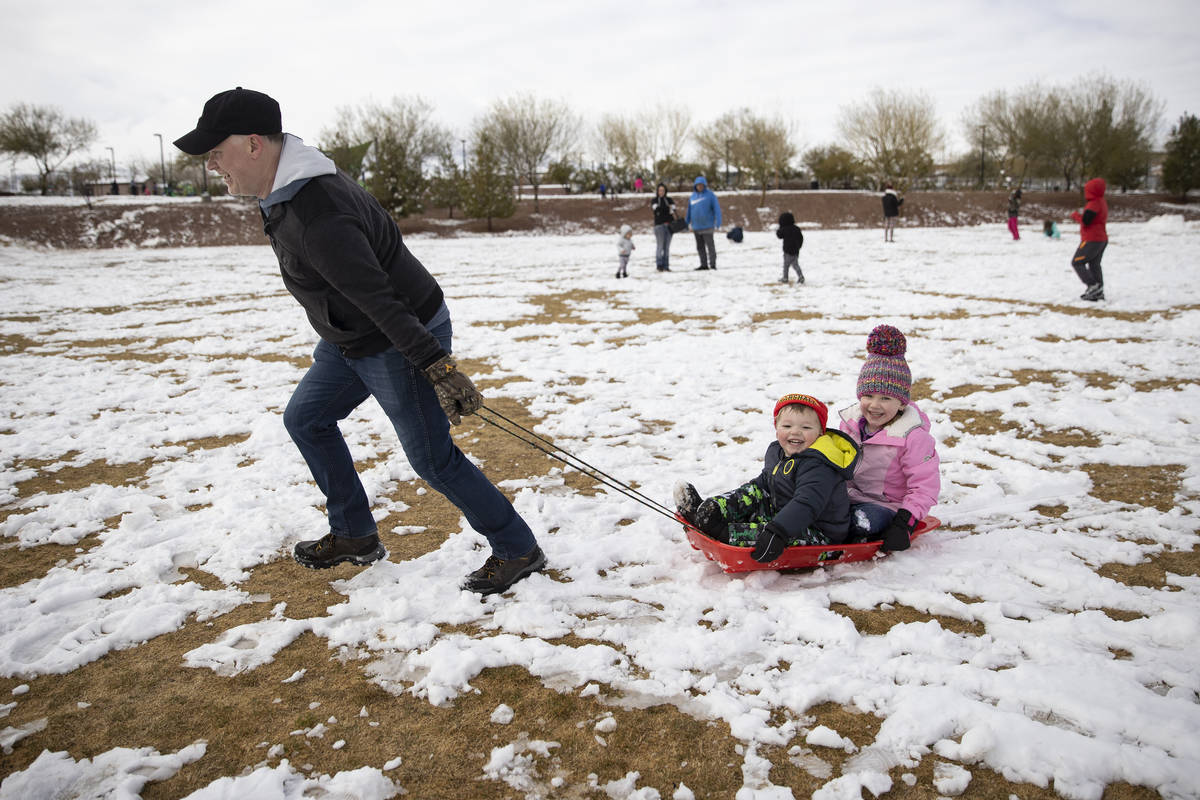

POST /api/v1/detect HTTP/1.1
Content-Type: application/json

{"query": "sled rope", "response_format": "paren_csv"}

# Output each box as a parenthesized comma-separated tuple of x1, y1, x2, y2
(476, 404, 680, 522)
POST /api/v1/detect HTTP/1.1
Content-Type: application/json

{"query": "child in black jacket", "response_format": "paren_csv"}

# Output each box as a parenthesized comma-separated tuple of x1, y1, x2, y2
(776, 212, 804, 284)
(674, 394, 859, 564)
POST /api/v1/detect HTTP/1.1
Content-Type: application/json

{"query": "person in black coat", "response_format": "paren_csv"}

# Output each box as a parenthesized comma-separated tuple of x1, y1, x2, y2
(650, 183, 676, 271)
(776, 211, 805, 284)
(173, 87, 544, 595)
(881, 183, 903, 242)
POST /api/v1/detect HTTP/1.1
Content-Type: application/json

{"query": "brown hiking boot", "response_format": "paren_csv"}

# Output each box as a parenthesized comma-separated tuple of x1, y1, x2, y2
(462, 546, 546, 595)
(294, 532, 386, 569)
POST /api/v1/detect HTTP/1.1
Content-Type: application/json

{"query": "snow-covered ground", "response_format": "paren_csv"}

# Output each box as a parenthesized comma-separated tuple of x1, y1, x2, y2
(1, 219, 1198, 799)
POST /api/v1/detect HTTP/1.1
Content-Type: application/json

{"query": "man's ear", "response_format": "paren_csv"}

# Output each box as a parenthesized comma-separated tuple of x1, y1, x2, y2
(246, 133, 266, 160)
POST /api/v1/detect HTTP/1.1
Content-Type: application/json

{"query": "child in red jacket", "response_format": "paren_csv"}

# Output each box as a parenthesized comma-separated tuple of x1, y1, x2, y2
(1071, 178, 1108, 301)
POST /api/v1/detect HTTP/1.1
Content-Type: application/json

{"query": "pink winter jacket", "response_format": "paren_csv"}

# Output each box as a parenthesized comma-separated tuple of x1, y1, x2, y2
(838, 401, 940, 520)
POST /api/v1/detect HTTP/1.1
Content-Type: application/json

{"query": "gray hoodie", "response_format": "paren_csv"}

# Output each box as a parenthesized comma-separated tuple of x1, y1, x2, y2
(259, 135, 448, 366)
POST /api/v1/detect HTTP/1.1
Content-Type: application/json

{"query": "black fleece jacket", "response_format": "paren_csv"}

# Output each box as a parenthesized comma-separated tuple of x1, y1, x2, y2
(776, 212, 804, 255)
(261, 171, 447, 367)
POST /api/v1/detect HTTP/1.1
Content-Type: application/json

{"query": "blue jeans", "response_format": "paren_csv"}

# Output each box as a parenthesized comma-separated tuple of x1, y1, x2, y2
(283, 320, 537, 559)
(653, 223, 673, 268)
(850, 503, 895, 538)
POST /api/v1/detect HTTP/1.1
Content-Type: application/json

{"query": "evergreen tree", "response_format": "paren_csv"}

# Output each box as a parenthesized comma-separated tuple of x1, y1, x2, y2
(1161, 113, 1200, 198)
(320, 97, 448, 217)
(463, 133, 515, 232)
(803, 145, 863, 190)
(426, 148, 464, 219)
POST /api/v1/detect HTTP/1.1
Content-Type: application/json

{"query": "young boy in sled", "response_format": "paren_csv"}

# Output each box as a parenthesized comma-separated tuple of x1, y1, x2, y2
(674, 394, 859, 564)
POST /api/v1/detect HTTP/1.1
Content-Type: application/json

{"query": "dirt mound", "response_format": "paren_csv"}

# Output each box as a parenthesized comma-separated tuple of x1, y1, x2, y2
(0, 190, 1192, 249)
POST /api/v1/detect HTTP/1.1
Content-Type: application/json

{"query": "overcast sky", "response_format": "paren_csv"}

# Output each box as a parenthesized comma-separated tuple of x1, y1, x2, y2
(3, 0, 1199, 177)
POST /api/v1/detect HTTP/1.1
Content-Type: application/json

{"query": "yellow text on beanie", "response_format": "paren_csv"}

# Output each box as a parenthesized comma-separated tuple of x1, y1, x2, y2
(773, 393, 828, 430)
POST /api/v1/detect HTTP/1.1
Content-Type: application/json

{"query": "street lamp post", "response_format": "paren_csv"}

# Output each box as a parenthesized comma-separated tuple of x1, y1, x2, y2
(460, 139, 467, 171)
(979, 126, 986, 189)
(154, 133, 166, 195)
(106, 147, 116, 194)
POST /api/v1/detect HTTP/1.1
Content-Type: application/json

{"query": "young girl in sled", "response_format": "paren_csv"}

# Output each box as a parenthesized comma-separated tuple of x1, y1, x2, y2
(837, 325, 940, 552)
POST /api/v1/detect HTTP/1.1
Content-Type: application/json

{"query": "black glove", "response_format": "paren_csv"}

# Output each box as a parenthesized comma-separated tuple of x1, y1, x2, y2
(880, 509, 915, 552)
(422, 355, 482, 425)
(751, 522, 788, 564)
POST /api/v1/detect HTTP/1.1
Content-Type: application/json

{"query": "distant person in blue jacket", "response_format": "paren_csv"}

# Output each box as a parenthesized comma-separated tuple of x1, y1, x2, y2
(685, 176, 722, 270)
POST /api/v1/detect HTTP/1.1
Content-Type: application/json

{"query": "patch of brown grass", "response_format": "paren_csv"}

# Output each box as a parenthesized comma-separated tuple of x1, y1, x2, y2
(1098, 546, 1199, 590)
(829, 603, 985, 638)
(2, 278, 1197, 799)
(1082, 464, 1185, 513)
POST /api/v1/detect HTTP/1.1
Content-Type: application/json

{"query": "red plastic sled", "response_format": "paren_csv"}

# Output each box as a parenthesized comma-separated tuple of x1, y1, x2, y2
(678, 513, 941, 573)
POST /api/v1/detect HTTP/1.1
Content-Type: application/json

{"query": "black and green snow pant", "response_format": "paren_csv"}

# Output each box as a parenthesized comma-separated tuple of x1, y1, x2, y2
(701, 481, 831, 548)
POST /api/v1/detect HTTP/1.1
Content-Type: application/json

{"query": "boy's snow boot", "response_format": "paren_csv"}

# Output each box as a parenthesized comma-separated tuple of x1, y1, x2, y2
(462, 545, 546, 595)
(673, 482, 703, 523)
(694, 498, 728, 541)
(673, 482, 728, 541)
(294, 532, 386, 569)
(797, 271, 805, 285)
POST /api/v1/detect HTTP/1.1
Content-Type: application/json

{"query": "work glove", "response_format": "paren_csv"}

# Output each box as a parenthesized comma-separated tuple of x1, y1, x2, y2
(423, 355, 482, 425)
(751, 522, 788, 564)
(880, 508, 915, 553)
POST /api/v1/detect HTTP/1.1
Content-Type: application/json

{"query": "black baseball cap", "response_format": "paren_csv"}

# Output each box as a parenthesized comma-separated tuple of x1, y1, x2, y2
(173, 87, 282, 155)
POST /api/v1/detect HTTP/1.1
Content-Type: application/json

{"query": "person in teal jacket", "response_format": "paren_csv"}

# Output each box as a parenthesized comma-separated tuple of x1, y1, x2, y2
(685, 176, 722, 270)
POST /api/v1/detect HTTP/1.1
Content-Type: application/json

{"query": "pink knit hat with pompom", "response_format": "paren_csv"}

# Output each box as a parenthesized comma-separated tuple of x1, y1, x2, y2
(857, 325, 911, 401)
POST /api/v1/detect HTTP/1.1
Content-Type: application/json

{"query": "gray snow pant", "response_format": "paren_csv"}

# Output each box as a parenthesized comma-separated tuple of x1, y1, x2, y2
(1071, 241, 1106, 288)
(693, 229, 716, 269)
(782, 253, 803, 281)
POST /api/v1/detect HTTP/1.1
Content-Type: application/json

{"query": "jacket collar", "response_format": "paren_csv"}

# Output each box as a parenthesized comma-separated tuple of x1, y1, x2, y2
(839, 401, 926, 439)
(260, 134, 338, 210)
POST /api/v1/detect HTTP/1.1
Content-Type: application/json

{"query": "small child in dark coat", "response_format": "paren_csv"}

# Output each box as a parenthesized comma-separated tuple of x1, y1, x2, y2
(674, 394, 860, 564)
(776, 212, 804, 284)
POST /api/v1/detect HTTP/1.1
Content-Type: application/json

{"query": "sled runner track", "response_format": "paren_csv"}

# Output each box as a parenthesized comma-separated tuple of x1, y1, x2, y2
(476, 404, 680, 521)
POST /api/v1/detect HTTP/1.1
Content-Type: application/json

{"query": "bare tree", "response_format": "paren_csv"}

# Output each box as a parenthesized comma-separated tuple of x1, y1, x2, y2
(747, 114, 797, 198)
(479, 94, 578, 211)
(963, 84, 1056, 187)
(962, 76, 1161, 191)
(693, 111, 744, 188)
(692, 109, 796, 199)
(1038, 93, 1085, 190)
(647, 103, 692, 168)
(1073, 75, 1162, 191)
(0, 103, 97, 195)
(321, 96, 449, 217)
(596, 113, 651, 184)
(838, 88, 944, 190)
